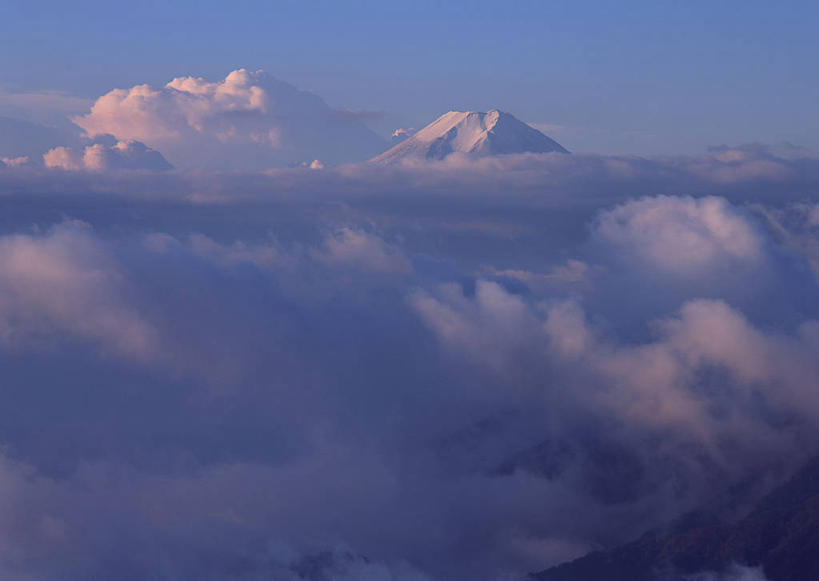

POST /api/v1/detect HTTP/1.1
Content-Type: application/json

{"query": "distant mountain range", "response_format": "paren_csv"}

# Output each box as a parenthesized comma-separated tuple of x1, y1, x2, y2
(370, 109, 568, 164)
(532, 456, 819, 581)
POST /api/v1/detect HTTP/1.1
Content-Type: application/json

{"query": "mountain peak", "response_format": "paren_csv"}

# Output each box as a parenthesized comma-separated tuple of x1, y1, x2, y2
(370, 109, 568, 164)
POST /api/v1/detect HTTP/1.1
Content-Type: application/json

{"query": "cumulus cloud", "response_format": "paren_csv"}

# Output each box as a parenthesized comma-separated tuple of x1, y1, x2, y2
(1, 156, 29, 168)
(72, 69, 386, 169)
(41, 147, 80, 170)
(43, 137, 171, 171)
(413, 283, 819, 443)
(594, 196, 765, 275)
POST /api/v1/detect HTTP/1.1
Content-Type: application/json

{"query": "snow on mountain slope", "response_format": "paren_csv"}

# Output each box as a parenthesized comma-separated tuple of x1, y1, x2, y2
(370, 109, 569, 164)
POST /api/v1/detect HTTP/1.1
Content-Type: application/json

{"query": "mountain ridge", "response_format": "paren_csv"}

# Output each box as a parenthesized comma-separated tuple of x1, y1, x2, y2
(531, 456, 819, 581)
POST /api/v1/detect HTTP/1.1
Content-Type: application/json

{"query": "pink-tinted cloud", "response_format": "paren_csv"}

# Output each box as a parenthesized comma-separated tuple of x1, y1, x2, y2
(0, 222, 157, 359)
(72, 69, 386, 170)
(44, 139, 171, 172)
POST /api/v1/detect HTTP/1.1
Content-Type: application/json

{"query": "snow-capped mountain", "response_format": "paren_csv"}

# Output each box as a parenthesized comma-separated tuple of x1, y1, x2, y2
(370, 109, 568, 164)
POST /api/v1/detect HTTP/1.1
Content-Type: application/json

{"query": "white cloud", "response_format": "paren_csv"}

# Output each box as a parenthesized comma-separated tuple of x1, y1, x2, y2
(413, 275, 819, 476)
(314, 228, 412, 274)
(72, 69, 386, 170)
(0, 222, 156, 359)
(42, 146, 83, 170)
(410, 280, 544, 373)
(594, 196, 765, 275)
(0, 156, 29, 168)
(43, 138, 171, 172)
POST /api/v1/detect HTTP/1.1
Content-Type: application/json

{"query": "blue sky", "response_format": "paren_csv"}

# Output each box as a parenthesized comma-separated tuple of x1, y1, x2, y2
(1, 0, 817, 153)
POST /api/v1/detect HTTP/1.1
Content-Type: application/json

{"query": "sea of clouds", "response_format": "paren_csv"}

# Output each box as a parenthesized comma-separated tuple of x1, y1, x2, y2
(0, 72, 817, 581)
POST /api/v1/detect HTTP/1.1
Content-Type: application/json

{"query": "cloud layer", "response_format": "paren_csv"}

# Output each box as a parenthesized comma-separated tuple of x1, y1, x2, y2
(0, 137, 818, 580)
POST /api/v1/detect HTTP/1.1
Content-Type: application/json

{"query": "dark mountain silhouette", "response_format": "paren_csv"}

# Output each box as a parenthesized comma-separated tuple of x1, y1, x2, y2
(532, 456, 819, 580)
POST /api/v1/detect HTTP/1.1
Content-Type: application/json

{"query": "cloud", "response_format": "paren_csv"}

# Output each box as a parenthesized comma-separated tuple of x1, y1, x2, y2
(0, 89, 91, 116)
(689, 564, 770, 581)
(43, 138, 172, 172)
(413, 279, 819, 508)
(314, 228, 413, 274)
(72, 69, 386, 169)
(483, 260, 591, 295)
(0, 116, 83, 162)
(0, 144, 817, 580)
(752, 201, 819, 279)
(0, 449, 436, 581)
(0, 222, 156, 359)
(145, 232, 287, 270)
(144, 227, 410, 277)
(593, 196, 765, 275)
(0, 139, 817, 205)
(1, 156, 29, 168)
(410, 280, 544, 372)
